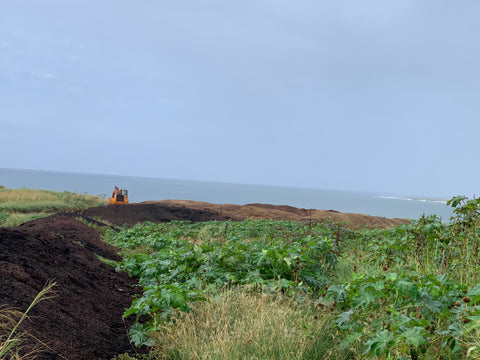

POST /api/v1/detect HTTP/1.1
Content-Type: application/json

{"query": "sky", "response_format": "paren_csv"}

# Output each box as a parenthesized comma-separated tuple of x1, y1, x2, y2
(1, 1, 479, 199)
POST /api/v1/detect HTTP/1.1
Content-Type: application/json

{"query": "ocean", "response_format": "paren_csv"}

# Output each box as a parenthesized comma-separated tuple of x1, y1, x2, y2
(0, 168, 454, 221)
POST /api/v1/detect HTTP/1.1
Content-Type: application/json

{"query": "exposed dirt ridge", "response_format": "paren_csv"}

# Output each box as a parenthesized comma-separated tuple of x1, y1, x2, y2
(0, 215, 141, 360)
(83, 202, 232, 226)
(133, 199, 410, 229)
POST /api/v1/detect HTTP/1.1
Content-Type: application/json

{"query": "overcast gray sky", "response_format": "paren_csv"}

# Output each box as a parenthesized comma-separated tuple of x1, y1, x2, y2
(1, 1, 479, 198)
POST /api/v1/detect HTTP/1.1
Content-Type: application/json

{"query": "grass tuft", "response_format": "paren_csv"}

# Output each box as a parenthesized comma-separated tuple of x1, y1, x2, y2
(0, 281, 57, 359)
(152, 287, 347, 360)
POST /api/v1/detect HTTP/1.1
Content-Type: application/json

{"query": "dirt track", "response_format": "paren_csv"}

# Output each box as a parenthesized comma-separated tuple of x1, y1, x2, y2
(0, 200, 409, 359)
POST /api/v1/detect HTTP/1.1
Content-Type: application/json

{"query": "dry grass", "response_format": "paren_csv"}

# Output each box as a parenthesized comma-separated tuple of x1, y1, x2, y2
(0, 307, 25, 360)
(0, 187, 106, 227)
(0, 188, 106, 209)
(152, 288, 347, 360)
(0, 189, 58, 203)
(0, 281, 57, 359)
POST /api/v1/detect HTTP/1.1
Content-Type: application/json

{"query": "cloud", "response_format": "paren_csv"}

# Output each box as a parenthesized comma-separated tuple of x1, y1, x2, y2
(1, 0, 480, 196)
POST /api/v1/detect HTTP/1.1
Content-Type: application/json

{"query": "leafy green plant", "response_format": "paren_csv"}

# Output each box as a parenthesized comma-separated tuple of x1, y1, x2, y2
(104, 196, 480, 358)
(446, 196, 480, 285)
(323, 272, 480, 358)
(106, 220, 341, 347)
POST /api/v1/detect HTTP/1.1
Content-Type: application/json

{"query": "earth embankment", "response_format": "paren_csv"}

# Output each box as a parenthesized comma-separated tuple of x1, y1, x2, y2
(84, 199, 409, 229)
(0, 215, 141, 360)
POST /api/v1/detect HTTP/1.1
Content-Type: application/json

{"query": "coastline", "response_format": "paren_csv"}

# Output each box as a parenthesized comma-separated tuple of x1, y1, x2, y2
(0, 167, 454, 220)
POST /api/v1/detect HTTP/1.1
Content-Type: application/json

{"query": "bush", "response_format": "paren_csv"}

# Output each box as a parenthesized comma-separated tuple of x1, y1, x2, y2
(0, 212, 8, 227)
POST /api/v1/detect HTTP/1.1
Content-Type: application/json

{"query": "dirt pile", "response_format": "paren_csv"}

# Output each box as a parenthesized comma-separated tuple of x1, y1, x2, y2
(138, 200, 410, 229)
(0, 215, 141, 360)
(83, 202, 232, 226)
(83, 200, 408, 229)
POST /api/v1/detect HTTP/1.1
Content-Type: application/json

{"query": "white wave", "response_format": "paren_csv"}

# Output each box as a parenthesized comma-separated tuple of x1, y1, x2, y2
(377, 195, 447, 204)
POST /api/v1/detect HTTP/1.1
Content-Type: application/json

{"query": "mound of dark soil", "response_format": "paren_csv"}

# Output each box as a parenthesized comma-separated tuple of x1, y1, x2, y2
(146, 200, 410, 229)
(0, 215, 142, 360)
(83, 201, 408, 229)
(84, 203, 231, 226)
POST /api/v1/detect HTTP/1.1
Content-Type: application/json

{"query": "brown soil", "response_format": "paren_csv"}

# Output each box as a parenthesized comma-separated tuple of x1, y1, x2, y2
(0, 200, 409, 359)
(85, 200, 409, 229)
(0, 215, 143, 360)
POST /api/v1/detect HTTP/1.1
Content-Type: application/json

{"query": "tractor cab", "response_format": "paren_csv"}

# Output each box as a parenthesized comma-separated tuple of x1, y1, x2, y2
(108, 187, 129, 205)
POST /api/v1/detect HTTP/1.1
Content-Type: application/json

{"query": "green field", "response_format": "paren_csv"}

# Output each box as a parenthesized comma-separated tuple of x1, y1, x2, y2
(0, 185, 107, 227)
(107, 196, 480, 360)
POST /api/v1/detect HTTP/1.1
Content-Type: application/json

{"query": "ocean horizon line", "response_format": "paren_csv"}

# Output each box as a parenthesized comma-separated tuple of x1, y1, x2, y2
(0, 167, 447, 202)
(0, 167, 455, 220)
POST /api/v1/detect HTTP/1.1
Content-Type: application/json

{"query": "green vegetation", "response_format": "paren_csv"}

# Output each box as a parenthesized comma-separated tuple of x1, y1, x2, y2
(4, 184, 479, 358)
(106, 220, 342, 350)
(0, 186, 107, 227)
(107, 196, 480, 359)
(150, 288, 340, 360)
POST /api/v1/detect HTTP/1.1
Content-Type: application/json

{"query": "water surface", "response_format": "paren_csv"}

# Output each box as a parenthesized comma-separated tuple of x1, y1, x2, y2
(0, 168, 453, 220)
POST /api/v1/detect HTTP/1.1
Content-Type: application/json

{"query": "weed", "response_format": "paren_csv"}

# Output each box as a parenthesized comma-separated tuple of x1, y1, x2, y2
(0, 281, 57, 359)
(154, 287, 345, 360)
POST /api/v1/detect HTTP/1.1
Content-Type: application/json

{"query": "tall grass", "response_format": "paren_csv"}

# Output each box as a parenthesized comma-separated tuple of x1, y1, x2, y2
(0, 187, 107, 227)
(0, 188, 106, 213)
(0, 189, 58, 203)
(0, 281, 57, 359)
(0, 201, 66, 214)
(151, 288, 351, 360)
(0, 307, 27, 360)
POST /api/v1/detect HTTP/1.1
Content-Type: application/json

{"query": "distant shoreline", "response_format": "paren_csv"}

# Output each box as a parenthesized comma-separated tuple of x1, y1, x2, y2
(376, 195, 448, 204)
(0, 168, 454, 220)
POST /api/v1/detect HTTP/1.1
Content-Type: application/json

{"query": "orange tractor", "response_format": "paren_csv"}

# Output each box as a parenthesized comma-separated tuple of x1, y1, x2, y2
(108, 186, 129, 205)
